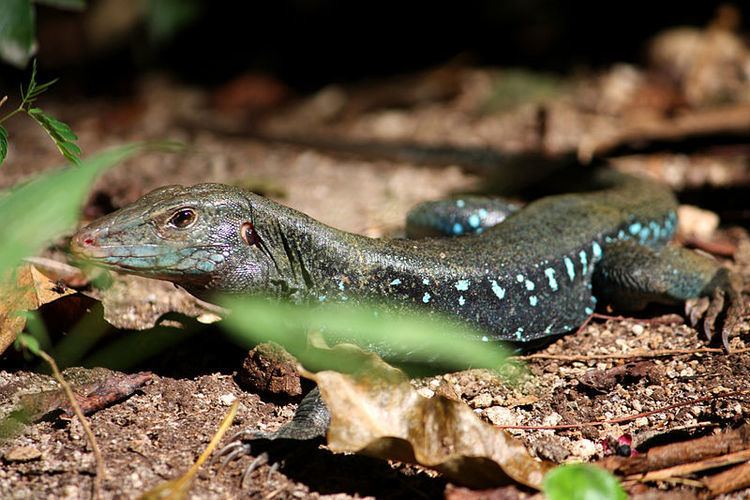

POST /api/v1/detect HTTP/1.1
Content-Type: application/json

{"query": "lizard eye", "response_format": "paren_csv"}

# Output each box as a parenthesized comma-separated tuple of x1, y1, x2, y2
(168, 208, 197, 228)
(241, 222, 260, 246)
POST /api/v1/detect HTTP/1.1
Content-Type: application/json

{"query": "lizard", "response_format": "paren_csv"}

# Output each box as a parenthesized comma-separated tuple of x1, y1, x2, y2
(69, 166, 744, 459)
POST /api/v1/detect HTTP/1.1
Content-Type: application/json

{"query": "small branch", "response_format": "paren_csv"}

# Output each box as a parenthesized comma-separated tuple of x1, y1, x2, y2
(495, 389, 749, 430)
(513, 347, 750, 363)
(629, 448, 750, 482)
(0, 107, 23, 125)
(36, 349, 106, 499)
(0, 96, 7, 109)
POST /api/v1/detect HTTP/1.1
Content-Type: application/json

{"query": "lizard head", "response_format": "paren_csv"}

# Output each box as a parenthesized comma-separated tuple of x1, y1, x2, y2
(70, 184, 290, 295)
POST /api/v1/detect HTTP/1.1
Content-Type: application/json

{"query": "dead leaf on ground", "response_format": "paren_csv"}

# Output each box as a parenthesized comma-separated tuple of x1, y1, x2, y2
(84, 273, 225, 330)
(0, 265, 76, 355)
(311, 360, 553, 490)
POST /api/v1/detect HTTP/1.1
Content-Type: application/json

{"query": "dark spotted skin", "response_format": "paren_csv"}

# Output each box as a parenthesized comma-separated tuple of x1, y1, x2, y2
(72, 169, 739, 345)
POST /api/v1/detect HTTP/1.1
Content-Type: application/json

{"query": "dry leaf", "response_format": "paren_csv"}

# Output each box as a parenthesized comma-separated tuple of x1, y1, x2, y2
(0, 265, 76, 354)
(312, 367, 553, 489)
(86, 274, 226, 330)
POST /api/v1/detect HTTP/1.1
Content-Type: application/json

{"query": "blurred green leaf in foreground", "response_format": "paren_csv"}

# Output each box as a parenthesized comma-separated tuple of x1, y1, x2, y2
(543, 463, 627, 500)
(0, 144, 143, 277)
(220, 296, 513, 376)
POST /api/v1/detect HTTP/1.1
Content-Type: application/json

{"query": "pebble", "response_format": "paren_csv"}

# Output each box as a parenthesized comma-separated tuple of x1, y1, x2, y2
(219, 393, 236, 406)
(484, 406, 517, 426)
(470, 393, 493, 408)
(416, 387, 435, 399)
(3, 446, 41, 462)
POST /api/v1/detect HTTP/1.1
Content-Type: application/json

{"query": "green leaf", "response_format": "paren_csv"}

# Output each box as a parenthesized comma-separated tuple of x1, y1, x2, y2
(0, 126, 7, 167)
(15, 332, 41, 355)
(33, 0, 86, 10)
(0, 0, 36, 68)
(220, 297, 513, 376)
(543, 464, 627, 500)
(27, 107, 81, 164)
(0, 144, 143, 276)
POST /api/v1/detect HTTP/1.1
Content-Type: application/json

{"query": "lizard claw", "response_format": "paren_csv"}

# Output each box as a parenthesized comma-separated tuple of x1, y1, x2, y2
(212, 438, 252, 469)
(685, 296, 709, 328)
(686, 268, 745, 351)
(241, 452, 270, 489)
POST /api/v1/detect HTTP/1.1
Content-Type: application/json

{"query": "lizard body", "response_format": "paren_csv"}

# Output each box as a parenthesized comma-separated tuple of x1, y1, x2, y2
(71, 168, 740, 346)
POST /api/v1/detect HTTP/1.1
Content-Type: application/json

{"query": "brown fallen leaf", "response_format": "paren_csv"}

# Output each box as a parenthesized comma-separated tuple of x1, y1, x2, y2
(0, 264, 76, 355)
(85, 274, 226, 330)
(703, 459, 750, 496)
(310, 357, 552, 490)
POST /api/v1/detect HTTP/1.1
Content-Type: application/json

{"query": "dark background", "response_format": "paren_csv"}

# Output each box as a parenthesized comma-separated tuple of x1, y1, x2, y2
(5, 0, 746, 93)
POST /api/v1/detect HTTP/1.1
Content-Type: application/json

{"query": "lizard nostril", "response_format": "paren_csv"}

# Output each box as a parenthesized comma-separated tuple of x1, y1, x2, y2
(83, 238, 94, 246)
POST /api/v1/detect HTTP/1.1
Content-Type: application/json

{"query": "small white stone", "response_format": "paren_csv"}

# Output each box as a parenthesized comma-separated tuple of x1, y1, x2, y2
(570, 439, 598, 460)
(631, 324, 645, 335)
(219, 394, 236, 406)
(471, 393, 493, 408)
(543, 412, 562, 426)
(416, 387, 435, 399)
(485, 406, 516, 426)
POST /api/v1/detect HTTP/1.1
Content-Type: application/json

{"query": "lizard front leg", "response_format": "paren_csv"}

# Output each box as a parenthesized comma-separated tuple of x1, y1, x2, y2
(593, 240, 745, 349)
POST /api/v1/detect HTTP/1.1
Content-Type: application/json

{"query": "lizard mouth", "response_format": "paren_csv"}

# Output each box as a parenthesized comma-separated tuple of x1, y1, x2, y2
(70, 228, 228, 280)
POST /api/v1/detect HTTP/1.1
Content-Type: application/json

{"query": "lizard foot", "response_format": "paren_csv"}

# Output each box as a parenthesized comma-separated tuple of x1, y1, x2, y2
(213, 432, 286, 489)
(685, 268, 745, 351)
(212, 388, 330, 488)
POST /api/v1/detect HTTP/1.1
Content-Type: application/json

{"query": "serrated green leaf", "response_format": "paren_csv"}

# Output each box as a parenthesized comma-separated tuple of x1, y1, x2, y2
(60, 140, 81, 156)
(0, 126, 7, 167)
(0, 0, 36, 68)
(543, 464, 627, 500)
(33, 0, 86, 10)
(27, 107, 81, 164)
(45, 115, 78, 141)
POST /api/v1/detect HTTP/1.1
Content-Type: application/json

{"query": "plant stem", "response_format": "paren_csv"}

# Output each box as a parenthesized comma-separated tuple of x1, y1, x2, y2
(0, 107, 23, 125)
(36, 349, 106, 499)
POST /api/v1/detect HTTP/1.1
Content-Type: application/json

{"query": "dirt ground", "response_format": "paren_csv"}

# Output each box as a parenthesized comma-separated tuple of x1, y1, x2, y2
(1, 67, 750, 499)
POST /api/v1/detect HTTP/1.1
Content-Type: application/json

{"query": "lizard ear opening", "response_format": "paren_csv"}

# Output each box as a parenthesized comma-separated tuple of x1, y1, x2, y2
(241, 222, 260, 247)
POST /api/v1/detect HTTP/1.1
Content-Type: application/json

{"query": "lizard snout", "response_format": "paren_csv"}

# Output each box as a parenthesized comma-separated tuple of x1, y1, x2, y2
(70, 225, 108, 258)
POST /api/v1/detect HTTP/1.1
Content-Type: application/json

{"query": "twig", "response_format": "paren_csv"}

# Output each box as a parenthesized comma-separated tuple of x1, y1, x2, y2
(629, 448, 750, 482)
(36, 349, 106, 499)
(579, 102, 750, 161)
(0, 95, 7, 109)
(495, 389, 749, 431)
(513, 347, 750, 363)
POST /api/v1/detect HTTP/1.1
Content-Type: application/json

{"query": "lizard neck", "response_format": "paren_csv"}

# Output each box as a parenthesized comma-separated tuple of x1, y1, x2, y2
(194, 193, 380, 301)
